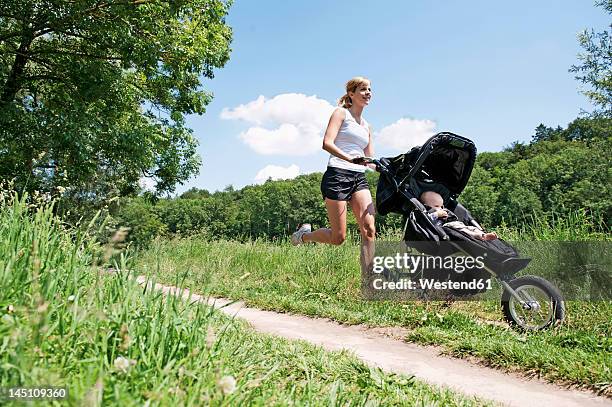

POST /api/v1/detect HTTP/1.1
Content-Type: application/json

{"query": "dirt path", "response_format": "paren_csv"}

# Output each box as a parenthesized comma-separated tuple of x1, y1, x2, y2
(136, 276, 611, 407)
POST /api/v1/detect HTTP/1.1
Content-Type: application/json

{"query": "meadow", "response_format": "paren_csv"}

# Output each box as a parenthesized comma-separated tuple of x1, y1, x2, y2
(0, 195, 490, 406)
(136, 214, 611, 397)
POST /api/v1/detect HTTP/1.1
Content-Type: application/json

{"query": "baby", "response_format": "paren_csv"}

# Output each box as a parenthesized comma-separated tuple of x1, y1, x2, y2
(420, 191, 498, 241)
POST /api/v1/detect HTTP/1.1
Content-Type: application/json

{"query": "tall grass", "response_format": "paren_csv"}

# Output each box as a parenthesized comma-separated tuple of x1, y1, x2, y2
(492, 210, 611, 301)
(0, 194, 483, 406)
(136, 211, 611, 395)
(496, 210, 609, 241)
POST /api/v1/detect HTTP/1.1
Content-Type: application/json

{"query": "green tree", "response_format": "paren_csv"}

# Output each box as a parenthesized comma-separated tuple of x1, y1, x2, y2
(460, 165, 499, 227)
(532, 124, 563, 142)
(112, 197, 166, 248)
(0, 0, 232, 200)
(569, 0, 611, 117)
(562, 116, 611, 141)
(180, 187, 211, 199)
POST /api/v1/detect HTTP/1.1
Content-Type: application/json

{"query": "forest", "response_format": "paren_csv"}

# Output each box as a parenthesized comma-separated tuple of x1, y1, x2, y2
(110, 115, 611, 247)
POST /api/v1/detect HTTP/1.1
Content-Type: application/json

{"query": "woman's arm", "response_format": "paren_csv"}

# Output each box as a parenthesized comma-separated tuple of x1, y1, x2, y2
(364, 125, 374, 157)
(364, 125, 376, 169)
(322, 108, 353, 162)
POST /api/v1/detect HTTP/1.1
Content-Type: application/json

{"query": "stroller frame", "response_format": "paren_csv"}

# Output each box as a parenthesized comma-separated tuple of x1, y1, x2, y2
(363, 132, 565, 330)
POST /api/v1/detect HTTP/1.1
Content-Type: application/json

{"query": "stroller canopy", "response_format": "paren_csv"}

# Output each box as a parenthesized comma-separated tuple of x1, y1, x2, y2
(405, 132, 476, 196)
(376, 132, 477, 215)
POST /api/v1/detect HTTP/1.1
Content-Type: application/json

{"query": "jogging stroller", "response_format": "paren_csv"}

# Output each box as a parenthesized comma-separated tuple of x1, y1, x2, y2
(363, 132, 565, 330)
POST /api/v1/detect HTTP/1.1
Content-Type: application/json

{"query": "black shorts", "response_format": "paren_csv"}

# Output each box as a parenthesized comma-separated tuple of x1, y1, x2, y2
(321, 166, 369, 201)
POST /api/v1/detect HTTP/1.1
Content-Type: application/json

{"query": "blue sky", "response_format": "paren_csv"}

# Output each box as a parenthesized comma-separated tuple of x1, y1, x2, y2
(176, 0, 608, 194)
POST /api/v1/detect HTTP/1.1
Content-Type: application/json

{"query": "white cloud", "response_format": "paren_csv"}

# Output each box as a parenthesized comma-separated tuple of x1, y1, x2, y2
(376, 118, 437, 152)
(221, 93, 335, 156)
(254, 164, 301, 184)
(221, 93, 334, 127)
(240, 123, 322, 155)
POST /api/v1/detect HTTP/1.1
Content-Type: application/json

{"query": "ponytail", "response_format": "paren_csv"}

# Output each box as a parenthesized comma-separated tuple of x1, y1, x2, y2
(338, 93, 352, 108)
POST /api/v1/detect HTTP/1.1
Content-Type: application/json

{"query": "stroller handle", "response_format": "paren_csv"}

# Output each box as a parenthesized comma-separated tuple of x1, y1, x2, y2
(354, 157, 383, 171)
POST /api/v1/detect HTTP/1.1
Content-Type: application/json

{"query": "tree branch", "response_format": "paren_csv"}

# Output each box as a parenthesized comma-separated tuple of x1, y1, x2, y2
(32, 47, 124, 62)
(1, 29, 35, 104)
(0, 31, 23, 43)
(23, 74, 65, 82)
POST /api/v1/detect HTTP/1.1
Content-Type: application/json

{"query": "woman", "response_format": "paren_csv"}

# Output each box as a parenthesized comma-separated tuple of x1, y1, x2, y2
(292, 76, 376, 267)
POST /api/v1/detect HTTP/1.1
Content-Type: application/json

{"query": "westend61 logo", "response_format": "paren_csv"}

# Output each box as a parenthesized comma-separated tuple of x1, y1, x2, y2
(372, 253, 486, 274)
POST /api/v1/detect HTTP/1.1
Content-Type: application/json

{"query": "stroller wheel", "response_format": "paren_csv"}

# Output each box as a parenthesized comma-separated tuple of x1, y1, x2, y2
(501, 275, 565, 330)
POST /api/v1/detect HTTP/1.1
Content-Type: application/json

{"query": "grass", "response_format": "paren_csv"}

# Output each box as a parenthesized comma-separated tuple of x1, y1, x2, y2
(136, 228, 611, 396)
(0, 195, 488, 406)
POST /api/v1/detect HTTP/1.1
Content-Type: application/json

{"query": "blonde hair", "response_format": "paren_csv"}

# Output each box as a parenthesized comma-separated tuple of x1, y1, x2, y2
(338, 76, 370, 108)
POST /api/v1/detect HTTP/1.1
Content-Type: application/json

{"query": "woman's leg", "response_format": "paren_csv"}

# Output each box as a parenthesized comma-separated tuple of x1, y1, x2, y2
(349, 189, 376, 241)
(349, 189, 376, 272)
(302, 198, 347, 245)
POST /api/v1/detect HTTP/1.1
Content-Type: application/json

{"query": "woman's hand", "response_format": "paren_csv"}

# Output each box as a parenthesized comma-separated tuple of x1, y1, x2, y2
(351, 156, 368, 165)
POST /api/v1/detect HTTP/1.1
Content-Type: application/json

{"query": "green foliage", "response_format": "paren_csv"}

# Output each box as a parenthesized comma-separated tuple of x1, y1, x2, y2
(0, 0, 233, 200)
(112, 171, 407, 246)
(235, 173, 329, 238)
(460, 166, 499, 226)
(111, 117, 609, 245)
(531, 116, 611, 143)
(2, 190, 479, 405)
(112, 197, 166, 248)
(138, 237, 612, 394)
(180, 187, 212, 199)
(569, 1, 612, 117)
(461, 118, 611, 228)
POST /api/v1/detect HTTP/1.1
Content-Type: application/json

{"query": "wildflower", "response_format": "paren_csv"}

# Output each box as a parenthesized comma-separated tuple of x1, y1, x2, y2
(83, 378, 103, 406)
(168, 386, 185, 397)
(67, 295, 75, 302)
(206, 327, 216, 348)
(119, 324, 131, 351)
(113, 356, 136, 374)
(111, 227, 129, 243)
(217, 375, 236, 395)
(7, 304, 14, 313)
(56, 186, 66, 194)
(37, 302, 49, 313)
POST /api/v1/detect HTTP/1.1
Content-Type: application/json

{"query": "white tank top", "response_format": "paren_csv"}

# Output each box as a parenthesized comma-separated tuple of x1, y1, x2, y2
(327, 108, 370, 172)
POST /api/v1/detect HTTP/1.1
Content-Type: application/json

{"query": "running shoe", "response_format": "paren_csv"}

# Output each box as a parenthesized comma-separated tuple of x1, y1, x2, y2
(291, 223, 312, 246)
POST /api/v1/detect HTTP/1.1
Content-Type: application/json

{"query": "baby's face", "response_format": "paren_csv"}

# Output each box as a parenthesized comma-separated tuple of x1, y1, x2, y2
(421, 192, 444, 209)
